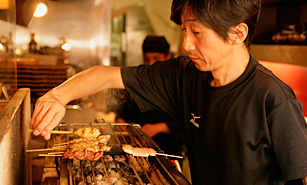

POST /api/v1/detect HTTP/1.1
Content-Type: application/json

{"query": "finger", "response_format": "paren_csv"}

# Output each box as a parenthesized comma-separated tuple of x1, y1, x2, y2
(37, 104, 66, 136)
(43, 133, 51, 140)
(30, 101, 44, 128)
(40, 110, 66, 138)
(31, 100, 56, 129)
(30, 105, 50, 133)
(31, 94, 59, 129)
(32, 108, 55, 136)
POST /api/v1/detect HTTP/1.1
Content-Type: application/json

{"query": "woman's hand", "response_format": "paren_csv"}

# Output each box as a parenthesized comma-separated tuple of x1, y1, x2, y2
(30, 93, 66, 140)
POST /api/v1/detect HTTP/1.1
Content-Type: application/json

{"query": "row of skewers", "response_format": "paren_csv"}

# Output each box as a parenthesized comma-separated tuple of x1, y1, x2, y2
(27, 127, 183, 160)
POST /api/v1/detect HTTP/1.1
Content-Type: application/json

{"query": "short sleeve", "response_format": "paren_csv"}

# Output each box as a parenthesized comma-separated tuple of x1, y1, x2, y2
(120, 58, 182, 118)
(268, 98, 307, 180)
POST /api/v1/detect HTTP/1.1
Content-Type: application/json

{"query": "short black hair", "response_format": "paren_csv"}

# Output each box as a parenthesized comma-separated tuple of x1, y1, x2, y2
(171, 0, 261, 49)
(142, 36, 170, 55)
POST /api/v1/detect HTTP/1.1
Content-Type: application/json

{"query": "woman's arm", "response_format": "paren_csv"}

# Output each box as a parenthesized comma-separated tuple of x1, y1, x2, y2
(30, 65, 124, 140)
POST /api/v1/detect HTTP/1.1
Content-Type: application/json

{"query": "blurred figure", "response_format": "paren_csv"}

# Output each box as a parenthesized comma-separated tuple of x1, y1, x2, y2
(116, 36, 184, 161)
(142, 35, 172, 65)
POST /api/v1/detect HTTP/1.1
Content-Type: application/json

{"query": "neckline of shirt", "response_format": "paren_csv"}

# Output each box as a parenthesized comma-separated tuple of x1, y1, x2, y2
(205, 56, 258, 96)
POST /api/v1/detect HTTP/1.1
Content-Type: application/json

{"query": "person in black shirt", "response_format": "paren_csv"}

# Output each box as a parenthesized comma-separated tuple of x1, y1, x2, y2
(30, 0, 307, 184)
(116, 36, 184, 158)
(116, 35, 183, 158)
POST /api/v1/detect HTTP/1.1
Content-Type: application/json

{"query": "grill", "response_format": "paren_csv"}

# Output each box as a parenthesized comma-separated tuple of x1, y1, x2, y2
(41, 123, 191, 185)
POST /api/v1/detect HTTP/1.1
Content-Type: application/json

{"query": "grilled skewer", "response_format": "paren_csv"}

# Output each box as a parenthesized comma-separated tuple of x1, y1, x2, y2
(28, 127, 101, 138)
(53, 135, 111, 146)
(122, 144, 183, 158)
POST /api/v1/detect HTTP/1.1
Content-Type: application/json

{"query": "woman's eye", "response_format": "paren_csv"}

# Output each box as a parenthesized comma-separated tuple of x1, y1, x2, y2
(193, 31, 200, 35)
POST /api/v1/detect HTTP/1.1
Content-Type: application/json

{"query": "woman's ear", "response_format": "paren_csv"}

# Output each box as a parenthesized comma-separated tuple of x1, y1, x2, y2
(228, 23, 248, 45)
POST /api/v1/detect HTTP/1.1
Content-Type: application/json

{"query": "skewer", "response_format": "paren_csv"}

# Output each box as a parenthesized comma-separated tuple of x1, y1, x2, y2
(48, 152, 64, 154)
(28, 129, 73, 134)
(37, 152, 183, 159)
(122, 145, 183, 159)
(81, 160, 85, 183)
(26, 147, 66, 152)
(53, 142, 69, 146)
(28, 127, 101, 138)
(156, 153, 183, 159)
(39, 154, 63, 157)
(90, 162, 98, 185)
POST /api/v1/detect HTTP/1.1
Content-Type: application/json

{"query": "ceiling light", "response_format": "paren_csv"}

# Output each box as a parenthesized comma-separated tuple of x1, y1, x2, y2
(61, 43, 71, 52)
(33, 3, 48, 17)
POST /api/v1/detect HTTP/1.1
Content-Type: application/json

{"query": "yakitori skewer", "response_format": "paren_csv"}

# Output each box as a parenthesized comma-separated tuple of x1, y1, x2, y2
(39, 154, 63, 157)
(53, 135, 111, 146)
(48, 151, 64, 155)
(122, 144, 183, 159)
(28, 127, 101, 138)
(26, 146, 67, 152)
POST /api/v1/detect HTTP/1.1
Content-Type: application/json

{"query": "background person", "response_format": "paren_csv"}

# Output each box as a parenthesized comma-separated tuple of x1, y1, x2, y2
(30, 0, 307, 184)
(116, 35, 185, 166)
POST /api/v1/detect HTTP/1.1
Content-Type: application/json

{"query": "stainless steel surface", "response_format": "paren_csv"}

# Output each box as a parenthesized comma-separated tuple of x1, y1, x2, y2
(0, 88, 31, 185)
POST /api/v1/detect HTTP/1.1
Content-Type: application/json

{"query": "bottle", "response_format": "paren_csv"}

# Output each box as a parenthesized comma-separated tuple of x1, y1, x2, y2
(29, 33, 37, 53)
(0, 36, 8, 52)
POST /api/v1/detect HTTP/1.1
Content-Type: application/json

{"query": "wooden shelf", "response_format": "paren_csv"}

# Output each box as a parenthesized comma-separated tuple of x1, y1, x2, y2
(0, 62, 68, 96)
(250, 44, 307, 66)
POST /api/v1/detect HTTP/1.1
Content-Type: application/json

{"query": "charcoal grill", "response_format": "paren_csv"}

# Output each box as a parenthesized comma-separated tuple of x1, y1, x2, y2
(41, 123, 191, 185)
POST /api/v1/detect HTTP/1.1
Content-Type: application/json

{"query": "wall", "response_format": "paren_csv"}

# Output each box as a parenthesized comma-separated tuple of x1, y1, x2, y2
(125, 4, 154, 66)
(250, 44, 307, 66)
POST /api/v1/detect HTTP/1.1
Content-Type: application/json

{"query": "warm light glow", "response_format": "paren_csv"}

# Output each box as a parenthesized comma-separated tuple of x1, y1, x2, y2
(22, 45, 28, 51)
(33, 3, 48, 17)
(15, 49, 22, 55)
(61, 43, 71, 51)
(0, 43, 3, 50)
(0, 0, 9, 9)
(89, 40, 97, 49)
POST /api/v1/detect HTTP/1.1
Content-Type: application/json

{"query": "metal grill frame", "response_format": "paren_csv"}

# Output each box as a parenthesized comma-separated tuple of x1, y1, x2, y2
(41, 123, 191, 185)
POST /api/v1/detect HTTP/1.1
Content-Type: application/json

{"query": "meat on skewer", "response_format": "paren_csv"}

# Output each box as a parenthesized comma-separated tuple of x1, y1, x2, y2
(68, 135, 111, 145)
(63, 143, 109, 161)
(97, 134, 111, 144)
(29, 127, 104, 138)
(63, 149, 104, 161)
(63, 141, 111, 161)
(73, 127, 101, 138)
(122, 145, 156, 157)
(69, 142, 111, 153)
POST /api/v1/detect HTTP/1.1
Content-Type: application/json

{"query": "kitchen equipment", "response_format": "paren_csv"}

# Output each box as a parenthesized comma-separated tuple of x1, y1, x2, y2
(40, 123, 191, 185)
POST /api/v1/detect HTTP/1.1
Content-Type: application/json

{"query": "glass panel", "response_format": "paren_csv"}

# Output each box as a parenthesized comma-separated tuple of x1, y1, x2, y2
(0, 0, 17, 106)
(14, 0, 111, 99)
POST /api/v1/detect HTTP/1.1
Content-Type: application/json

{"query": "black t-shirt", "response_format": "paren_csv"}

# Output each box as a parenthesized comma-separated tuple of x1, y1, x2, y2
(121, 56, 307, 185)
(115, 92, 184, 156)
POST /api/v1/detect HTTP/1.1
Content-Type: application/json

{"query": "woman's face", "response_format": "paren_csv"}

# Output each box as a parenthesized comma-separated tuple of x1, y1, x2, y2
(181, 7, 233, 72)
